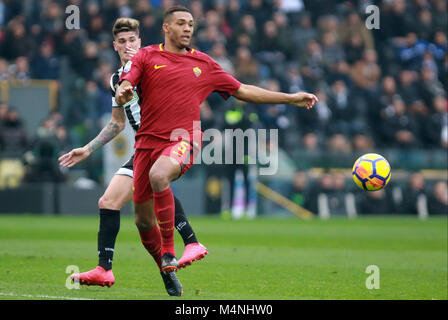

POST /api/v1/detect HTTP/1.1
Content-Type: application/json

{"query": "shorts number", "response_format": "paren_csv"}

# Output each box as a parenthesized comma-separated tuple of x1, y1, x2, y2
(172, 141, 189, 157)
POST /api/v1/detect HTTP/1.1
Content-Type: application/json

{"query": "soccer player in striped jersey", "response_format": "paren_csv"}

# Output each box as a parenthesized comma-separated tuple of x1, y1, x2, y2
(59, 18, 206, 296)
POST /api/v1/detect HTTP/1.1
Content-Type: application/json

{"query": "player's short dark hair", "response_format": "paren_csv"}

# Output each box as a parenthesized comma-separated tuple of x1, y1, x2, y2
(112, 18, 140, 38)
(164, 5, 192, 22)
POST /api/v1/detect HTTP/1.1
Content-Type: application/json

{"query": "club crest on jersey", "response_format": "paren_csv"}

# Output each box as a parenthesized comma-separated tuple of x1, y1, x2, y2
(124, 61, 132, 73)
(193, 67, 202, 78)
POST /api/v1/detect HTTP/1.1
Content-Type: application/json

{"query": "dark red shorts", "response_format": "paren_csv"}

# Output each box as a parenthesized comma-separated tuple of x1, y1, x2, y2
(133, 138, 201, 203)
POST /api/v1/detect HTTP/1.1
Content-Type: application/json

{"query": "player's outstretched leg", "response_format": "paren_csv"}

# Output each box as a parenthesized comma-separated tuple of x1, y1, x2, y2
(71, 174, 132, 287)
(178, 243, 208, 268)
(174, 196, 208, 268)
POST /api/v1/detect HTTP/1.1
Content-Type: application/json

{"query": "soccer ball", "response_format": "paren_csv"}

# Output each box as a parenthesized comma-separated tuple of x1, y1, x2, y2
(352, 153, 391, 191)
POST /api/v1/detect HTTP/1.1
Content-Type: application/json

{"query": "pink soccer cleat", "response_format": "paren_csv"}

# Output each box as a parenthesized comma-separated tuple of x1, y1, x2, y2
(178, 243, 208, 269)
(70, 266, 115, 287)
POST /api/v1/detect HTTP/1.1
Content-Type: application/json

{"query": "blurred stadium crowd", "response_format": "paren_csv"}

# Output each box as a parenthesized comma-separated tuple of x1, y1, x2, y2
(0, 0, 446, 215)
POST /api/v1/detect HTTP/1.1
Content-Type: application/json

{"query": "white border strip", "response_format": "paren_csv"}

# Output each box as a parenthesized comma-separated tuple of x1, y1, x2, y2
(0, 292, 94, 300)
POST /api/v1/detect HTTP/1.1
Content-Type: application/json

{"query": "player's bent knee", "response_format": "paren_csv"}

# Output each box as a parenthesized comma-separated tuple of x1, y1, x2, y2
(98, 195, 122, 211)
(149, 171, 171, 192)
(134, 215, 155, 232)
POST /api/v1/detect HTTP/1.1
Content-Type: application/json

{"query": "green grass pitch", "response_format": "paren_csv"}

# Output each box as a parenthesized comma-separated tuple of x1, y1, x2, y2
(0, 214, 446, 300)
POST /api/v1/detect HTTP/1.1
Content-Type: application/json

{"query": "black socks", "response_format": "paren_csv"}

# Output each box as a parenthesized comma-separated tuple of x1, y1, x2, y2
(97, 197, 195, 271)
(174, 196, 198, 245)
(97, 209, 120, 271)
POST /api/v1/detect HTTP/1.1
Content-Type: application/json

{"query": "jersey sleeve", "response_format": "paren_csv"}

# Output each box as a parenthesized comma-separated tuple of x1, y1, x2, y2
(110, 73, 121, 107)
(119, 48, 146, 87)
(208, 59, 242, 100)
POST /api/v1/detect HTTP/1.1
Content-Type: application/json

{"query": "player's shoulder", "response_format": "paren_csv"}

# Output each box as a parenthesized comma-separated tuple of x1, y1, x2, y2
(190, 48, 212, 61)
(190, 48, 218, 67)
(110, 67, 123, 94)
(140, 44, 161, 55)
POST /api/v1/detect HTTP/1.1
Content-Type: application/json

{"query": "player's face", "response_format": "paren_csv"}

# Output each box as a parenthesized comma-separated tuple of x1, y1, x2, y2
(113, 31, 141, 63)
(164, 12, 194, 49)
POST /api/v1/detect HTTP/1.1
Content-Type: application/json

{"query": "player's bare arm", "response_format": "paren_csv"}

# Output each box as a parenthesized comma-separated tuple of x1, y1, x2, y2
(233, 84, 318, 109)
(115, 80, 134, 106)
(58, 108, 126, 168)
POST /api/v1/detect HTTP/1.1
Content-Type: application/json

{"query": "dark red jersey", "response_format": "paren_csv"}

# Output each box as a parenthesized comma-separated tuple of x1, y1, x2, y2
(119, 43, 241, 149)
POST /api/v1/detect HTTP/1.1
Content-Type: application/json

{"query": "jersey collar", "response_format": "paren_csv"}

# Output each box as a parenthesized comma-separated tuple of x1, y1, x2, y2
(159, 43, 195, 54)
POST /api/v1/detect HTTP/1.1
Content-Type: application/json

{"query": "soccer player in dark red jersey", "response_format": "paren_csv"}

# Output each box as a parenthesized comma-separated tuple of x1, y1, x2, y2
(115, 6, 317, 282)
(59, 18, 206, 296)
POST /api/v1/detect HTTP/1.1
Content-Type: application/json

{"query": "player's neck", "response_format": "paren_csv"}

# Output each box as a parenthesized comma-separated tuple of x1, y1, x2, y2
(163, 40, 188, 55)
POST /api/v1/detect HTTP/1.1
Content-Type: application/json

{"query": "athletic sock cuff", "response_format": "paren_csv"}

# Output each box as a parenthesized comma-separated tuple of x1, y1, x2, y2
(99, 209, 120, 216)
(153, 187, 172, 198)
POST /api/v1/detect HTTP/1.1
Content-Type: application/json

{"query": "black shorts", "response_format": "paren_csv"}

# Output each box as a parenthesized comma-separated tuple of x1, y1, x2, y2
(115, 154, 134, 178)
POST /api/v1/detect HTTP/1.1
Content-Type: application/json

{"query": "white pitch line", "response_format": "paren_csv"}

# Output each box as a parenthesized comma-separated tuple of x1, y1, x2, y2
(0, 292, 94, 300)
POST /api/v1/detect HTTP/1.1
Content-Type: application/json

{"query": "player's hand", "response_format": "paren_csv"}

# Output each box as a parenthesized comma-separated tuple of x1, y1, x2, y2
(125, 46, 138, 58)
(289, 92, 318, 109)
(58, 147, 91, 168)
(115, 83, 134, 106)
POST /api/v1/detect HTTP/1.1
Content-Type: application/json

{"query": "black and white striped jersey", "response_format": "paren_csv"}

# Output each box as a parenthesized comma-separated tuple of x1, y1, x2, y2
(110, 66, 141, 133)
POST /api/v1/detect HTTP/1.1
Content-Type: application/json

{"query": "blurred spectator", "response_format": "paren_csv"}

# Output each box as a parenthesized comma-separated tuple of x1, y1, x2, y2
(234, 46, 259, 85)
(350, 49, 381, 94)
(12, 56, 30, 81)
(196, 24, 225, 53)
(432, 0, 447, 31)
(313, 89, 332, 132)
(321, 32, 345, 72)
(381, 97, 420, 148)
(80, 41, 99, 81)
(401, 172, 426, 214)
(352, 134, 374, 152)
(209, 42, 235, 75)
(290, 12, 317, 54)
(327, 80, 356, 136)
(0, 58, 11, 80)
(301, 132, 320, 153)
(381, 0, 413, 40)
(1, 20, 35, 60)
(414, 8, 434, 41)
(0, 107, 28, 157)
(244, 0, 271, 32)
(309, 172, 348, 216)
(299, 39, 325, 89)
(326, 133, 352, 154)
(418, 66, 446, 107)
(272, 11, 293, 58)
(428, 31, 447, 65)
(340, 12, 374, 52)
(344, 33, 366, 65)
(23, 115, 68, 183)
(289, 171, 311, 211)
(358, 189, 395, 214)
(97, 34, 118, 69)
(225, 0, 242, 35)
(133, 0, 153, 21)
(394, 32, 428, 71)
(232, 14, 258, 53)
(422, 95, 448, 149)
(282, 62, 305, 94)
(427, 181, 448, 215)
(140, 13, 163, 45)
(32, 41, 60, 79)
(397, 69, 420, 105)
(40, 1, 64, 34)
(0, 102, 8, 126)
(257, 79, 292, 147)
